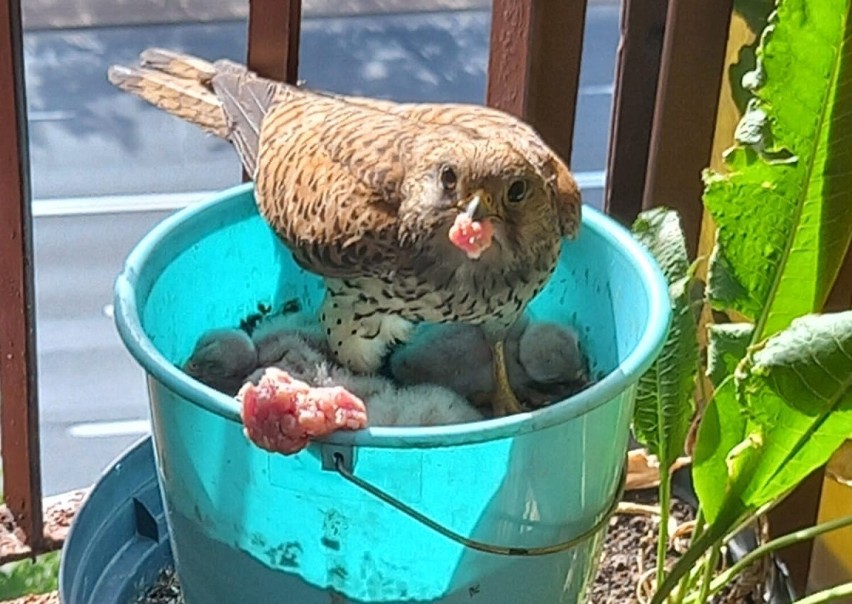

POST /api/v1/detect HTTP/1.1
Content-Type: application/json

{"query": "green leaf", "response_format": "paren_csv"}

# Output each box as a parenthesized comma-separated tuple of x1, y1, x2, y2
(704, 0, 852, 341)
(694, 312, 852, 524)
(706, 323, 754, 387)
(632, 207, 691, 283)
(738, 311, 852, 507)
(692, 378, 753, 524)
(0, 552, 59, 600)
(632, 208, 698, 467)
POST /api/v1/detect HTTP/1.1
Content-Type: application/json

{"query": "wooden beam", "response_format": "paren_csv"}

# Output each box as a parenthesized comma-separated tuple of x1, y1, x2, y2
(603, 0, 669, 226)
(641, 0, 733, 255)
(246, 0, 302, 83)
(0, 0, 44, 549)
(487, 0, 588, 163)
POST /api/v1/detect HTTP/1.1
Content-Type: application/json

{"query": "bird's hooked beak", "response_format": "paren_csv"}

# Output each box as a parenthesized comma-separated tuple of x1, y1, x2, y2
(460, 189, 497, 221)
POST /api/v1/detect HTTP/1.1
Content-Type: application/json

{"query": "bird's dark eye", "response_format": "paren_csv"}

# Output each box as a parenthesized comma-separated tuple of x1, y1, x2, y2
(440, 166, 457, 191)
(507, 179, 528, 203)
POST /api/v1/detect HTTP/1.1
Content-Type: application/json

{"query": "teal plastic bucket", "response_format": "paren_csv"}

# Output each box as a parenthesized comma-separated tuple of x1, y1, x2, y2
(114, 183, 669, 604)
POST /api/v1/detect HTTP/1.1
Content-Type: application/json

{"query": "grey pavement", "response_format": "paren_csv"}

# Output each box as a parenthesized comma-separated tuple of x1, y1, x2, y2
(27, 6, 619, 494)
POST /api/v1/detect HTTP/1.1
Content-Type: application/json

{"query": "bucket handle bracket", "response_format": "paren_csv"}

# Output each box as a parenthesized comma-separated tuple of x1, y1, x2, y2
(321, 444, 356, 472)
(328, 451, 626, 557)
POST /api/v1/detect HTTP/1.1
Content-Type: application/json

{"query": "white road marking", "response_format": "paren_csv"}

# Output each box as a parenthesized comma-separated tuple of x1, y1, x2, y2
(33, 190, 218, 217)
(33, 171, 607, 218)
(29, 110, 76, 122)
(68, 419, 151, 438)
(574, 170, 606, 189)
(580, 84, 615, 96)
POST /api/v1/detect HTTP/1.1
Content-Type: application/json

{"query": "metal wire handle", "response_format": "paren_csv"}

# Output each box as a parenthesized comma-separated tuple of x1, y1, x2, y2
(332, 452, 627, 557)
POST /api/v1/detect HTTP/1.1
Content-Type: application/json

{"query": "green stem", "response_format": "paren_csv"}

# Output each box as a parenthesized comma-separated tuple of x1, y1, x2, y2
(696, 543, 720, 604)
(672, 562, 706, 604)
(671, 507, 705, 604)
(656, 470, 672, 588)
(672, 570, 692, 604)
(707, 514, 852, 600)
(650, 520, 731, 604)
(792, 582, 852, 604)
(691, 507, 706, 546)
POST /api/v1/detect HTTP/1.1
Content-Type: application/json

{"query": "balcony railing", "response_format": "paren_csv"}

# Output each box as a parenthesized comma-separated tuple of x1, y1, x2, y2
(1, 0, 835, 593)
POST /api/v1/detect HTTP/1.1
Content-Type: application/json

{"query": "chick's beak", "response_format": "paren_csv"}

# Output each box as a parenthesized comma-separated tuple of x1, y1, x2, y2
(460, 189, 495, 221)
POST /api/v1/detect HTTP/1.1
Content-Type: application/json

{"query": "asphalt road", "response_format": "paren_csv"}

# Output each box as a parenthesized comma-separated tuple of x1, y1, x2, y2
(27, 6, 619, 494)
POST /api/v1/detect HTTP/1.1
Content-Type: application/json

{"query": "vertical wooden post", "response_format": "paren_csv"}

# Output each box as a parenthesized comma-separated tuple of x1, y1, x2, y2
(641, 0, 733, 255)
(0, 0, 43, 548)
(603, 0, 669, 225)
(246, 0, 302, 83)
(487, 0, 588, 163)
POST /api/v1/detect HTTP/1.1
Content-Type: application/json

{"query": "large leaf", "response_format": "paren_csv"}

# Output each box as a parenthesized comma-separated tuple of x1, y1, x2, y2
(693, 311, 852, 524)
(704, 0, 852, 341)
(632, 208, 698, 467)
(738, 311, 852, 506)
(692, 378, 751, 524)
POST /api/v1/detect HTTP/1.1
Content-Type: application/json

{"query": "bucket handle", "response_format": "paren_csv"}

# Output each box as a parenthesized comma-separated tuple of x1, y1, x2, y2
(328, 450, 626, 557)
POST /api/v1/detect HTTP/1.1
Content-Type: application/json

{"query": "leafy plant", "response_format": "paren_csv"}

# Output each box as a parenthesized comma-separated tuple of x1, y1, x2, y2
(0, 552, 60, 600)
(629, 0, 852, 601)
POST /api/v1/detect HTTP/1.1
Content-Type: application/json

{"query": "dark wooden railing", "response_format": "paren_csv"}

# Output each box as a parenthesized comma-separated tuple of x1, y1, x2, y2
(1, 0, 45, 559)
(1, 0, 828, 590)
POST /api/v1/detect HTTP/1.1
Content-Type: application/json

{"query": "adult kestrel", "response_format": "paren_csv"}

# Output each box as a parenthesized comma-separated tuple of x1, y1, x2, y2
(109, 49, 581, 417)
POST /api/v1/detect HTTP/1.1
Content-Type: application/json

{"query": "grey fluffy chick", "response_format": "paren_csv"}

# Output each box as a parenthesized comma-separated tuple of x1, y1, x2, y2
(248, 334, 482, 426)
(184, 310, 486, 426)
(368, 384, 485, 426)
(183, 328, 258, 395)
(390, 318, 588, 409)
(251, 311, 326, 365)
(515, 321, 588, 407)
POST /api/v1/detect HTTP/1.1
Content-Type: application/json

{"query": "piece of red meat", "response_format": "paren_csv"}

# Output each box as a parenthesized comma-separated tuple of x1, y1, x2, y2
(238, 367, 367, 454)
(448, 214, 494, 259)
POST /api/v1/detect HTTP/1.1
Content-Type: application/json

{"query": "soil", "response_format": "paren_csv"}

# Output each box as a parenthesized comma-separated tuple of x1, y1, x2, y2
(137, 568, 182, 604)
(588, 492, 759, 604)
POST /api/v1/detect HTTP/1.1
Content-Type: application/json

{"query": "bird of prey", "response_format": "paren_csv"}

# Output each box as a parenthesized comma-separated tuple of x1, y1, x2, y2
(109, 49, 581, 417)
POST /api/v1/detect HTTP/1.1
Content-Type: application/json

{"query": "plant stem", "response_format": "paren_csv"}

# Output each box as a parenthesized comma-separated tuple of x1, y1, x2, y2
(672, 562, 703, 604)
(679, 514, 852, 604)
(656, 470, 672, 588)
(792, 582, 852, 604)
(650, 520, 730, 604)
(691, 506, 705, 545)
(670, 506, 703, 604)
(696, 543, 720, 604)
(706, 514, 852, 600)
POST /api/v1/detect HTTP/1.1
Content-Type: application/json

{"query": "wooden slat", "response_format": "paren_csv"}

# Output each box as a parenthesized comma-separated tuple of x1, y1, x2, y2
(246, 0, 302, 83)
(487, 0, 587, 163)
(0, 0, 43, 550)
(603, 0, 669, 226)
(641, 0, 733, 255)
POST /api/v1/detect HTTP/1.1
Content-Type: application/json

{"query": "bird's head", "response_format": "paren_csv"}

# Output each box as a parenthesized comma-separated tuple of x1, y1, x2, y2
(399, 135, 581, 268)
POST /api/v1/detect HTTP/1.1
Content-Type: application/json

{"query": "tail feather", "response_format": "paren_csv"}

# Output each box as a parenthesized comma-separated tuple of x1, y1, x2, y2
(107, 64, 230, 138)
(139, 48, 217, 83)
(109, 50, 286, 176)
(211, 66, 281, 176)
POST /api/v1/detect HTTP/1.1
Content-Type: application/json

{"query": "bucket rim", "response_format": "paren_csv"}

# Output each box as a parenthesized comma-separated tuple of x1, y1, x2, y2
(114, 183, 670, 448)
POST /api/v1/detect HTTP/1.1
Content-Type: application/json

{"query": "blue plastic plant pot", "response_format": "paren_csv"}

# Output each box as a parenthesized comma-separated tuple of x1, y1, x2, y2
(113, 183, 670, 604)
(59, 437, 172, 604)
